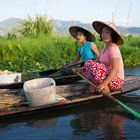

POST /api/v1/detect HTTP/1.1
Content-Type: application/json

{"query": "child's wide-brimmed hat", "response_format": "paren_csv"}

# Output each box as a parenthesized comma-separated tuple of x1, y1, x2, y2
(69, 26, 96, 42)
(92, 21, 124, 45)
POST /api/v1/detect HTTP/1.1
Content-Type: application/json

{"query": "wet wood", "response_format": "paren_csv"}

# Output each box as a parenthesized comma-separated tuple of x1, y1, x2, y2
(0, 89, 9, 94)
(0, 76, 139, 118)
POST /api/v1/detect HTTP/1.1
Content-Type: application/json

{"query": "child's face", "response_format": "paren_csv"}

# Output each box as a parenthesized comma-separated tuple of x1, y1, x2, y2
(77, 31, 86, 43)
(101, 26, 112, 43)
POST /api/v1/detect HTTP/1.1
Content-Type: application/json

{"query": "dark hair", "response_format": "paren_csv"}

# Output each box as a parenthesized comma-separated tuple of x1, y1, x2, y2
(100, 26, 119, 44)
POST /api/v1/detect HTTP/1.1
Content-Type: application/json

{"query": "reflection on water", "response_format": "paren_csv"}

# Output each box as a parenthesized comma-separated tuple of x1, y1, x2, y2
(0, 67, 140, 140)
(26, 118, 57, 129)
(71, 108, 126, 139)
(0, 99, 139, 140)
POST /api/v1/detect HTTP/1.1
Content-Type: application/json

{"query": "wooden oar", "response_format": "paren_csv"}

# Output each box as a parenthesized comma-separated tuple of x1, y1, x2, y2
(74, 70, 140, 119)
(31, 61, 84, 76)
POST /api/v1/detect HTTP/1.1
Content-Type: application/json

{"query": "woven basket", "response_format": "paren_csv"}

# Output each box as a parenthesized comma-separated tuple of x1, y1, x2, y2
(0, 93, 23, 109)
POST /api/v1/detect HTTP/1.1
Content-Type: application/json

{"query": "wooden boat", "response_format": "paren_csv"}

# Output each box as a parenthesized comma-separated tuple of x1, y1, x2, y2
(0, 74, 81, 89)
(0, 76, 140, 118)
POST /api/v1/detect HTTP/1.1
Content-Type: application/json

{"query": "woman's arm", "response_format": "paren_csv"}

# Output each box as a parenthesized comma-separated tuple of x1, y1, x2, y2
(97, 58, 120, 92)
(102, 58, 120, 84)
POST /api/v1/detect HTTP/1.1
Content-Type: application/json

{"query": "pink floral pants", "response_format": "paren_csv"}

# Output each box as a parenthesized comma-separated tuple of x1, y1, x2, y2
(82, 60, 124, 93)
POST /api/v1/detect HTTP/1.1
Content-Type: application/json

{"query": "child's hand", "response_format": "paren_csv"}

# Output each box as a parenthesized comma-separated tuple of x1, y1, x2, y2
(72, 68, 82, 74)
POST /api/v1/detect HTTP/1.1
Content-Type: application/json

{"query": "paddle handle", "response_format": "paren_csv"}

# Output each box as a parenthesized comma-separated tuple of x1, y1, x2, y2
(39, 61, 84, 76)
(75, 71, 118, 103)
(61, 61, 84, 70)
(74, 71, 140, 119)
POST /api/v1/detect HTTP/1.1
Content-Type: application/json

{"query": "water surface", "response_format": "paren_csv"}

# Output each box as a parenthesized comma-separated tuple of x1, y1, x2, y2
(0, 67, 140, 140)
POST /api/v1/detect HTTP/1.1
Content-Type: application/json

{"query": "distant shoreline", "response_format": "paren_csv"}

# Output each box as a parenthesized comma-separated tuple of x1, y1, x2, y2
(0, 18, 140, 37)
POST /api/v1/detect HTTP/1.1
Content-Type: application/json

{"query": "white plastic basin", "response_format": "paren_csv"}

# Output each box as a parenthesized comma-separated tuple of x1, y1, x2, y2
(23, 78, 57, 107)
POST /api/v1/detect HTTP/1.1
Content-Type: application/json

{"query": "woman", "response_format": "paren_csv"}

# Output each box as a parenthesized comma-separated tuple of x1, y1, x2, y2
(69, 26, 99, 64)
(76, 21, 124, 94)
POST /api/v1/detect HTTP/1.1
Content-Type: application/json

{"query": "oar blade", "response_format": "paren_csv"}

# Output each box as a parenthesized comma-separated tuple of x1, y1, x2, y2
(115, 98, 140, 119)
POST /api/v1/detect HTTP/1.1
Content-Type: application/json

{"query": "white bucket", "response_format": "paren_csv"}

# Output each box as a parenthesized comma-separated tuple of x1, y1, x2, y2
(23, 78, 57, 107)
(0, 73, 22, 85)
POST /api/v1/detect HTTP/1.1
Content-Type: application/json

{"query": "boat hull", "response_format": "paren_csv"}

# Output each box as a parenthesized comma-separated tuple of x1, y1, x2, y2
(0, 76, 139, 118)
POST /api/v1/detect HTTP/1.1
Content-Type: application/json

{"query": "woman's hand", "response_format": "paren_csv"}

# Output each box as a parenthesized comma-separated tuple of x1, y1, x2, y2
(96, 81, 109, 93)
(96, 83, 105, 93)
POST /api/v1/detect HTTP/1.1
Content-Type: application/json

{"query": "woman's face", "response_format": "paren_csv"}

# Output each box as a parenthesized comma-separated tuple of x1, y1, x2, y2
(77, 31, 86, 43)
(101, 26, 112, 43)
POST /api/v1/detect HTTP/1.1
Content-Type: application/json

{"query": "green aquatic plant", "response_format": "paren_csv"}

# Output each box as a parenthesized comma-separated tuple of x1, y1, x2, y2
(0, 18, 140, 72)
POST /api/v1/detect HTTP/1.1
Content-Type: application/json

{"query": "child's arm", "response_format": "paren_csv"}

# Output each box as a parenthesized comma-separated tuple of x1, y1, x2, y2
(91, 44, 100, 58)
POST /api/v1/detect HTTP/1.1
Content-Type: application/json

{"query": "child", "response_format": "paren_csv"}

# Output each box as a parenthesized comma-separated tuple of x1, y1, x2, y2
(78, 21, 124, 94)
(69, 26, 99, 65)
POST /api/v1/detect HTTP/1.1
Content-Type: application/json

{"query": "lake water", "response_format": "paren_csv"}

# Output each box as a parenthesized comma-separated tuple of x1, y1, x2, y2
(0, 67, 140, 140)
